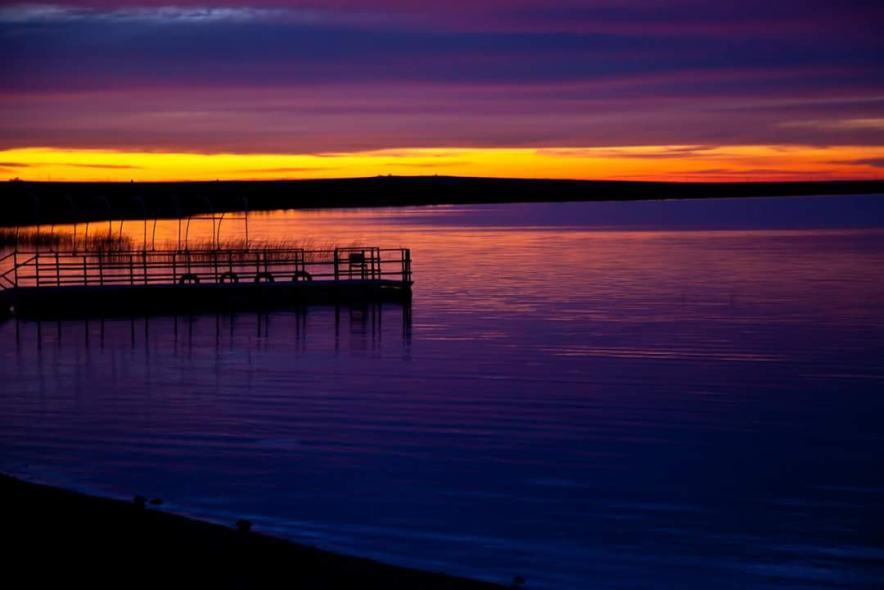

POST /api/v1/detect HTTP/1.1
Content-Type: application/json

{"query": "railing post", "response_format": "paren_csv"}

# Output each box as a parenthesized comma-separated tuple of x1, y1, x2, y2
(5, 244, 407, 295)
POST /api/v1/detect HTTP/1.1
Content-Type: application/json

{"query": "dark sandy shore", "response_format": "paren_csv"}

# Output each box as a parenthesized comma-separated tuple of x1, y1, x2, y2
(3, 175, 883, 226)
(2, 474, 508, 589)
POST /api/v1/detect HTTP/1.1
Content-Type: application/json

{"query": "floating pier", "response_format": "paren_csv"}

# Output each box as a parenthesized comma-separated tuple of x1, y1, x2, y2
(0, 246, 412, 318)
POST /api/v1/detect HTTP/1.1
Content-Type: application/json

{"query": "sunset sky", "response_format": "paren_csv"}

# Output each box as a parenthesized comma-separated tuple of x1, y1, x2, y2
(2, 1, 883, 181)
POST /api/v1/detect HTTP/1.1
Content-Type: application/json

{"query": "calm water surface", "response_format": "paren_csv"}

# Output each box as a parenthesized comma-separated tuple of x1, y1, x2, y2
(3, 195, 884, 589)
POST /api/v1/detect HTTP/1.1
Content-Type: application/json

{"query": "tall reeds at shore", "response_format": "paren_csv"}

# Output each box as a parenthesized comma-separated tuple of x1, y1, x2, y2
(0, 228, 134, 252)
(175, 238, 360, 262)
(0, 228, 65, 249)
(2, 229, 362, 261)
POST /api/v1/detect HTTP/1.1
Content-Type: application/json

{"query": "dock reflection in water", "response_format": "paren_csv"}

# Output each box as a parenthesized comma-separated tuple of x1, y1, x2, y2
(3, 196, 884, 589)
(11, 302, 410, 357)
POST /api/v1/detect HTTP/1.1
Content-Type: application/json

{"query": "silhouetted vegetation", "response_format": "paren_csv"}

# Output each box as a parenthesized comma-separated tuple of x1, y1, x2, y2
(180, 238, 357, 261)
(0, 229, 354, 255)
(0, 228, 133, 251)
(0, 228, 65, 249)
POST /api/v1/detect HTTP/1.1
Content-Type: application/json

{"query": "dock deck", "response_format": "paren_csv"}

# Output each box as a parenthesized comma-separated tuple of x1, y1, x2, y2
(0, 246, 412, 317)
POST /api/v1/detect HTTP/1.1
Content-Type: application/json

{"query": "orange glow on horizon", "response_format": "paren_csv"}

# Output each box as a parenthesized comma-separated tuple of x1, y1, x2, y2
(1, 145, 883, 182)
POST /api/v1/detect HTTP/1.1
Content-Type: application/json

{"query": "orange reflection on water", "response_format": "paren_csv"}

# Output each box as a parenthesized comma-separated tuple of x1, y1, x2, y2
(27, 202, 884, 331)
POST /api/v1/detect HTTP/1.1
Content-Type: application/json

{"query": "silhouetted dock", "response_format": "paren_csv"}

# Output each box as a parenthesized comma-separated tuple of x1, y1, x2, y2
(0, 246, 412, 318)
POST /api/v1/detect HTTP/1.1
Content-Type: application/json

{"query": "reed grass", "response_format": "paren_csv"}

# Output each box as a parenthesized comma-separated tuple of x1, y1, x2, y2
(155, 238, 363, 262)
(2, 229, 364, 263)
(0, 228, 134, 251)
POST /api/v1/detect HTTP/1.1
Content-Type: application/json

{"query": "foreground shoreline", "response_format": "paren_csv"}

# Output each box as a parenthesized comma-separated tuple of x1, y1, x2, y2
(3, 175, 883, 226)
(2, 473, 507, 589)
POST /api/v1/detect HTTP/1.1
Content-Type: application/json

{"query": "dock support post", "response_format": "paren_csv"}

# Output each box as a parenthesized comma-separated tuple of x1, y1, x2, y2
(333, 248, 339, 281)
(376, 248, 381, 280)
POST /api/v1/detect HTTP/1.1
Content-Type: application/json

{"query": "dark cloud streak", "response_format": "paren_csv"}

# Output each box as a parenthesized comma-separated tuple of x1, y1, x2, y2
(1, 1, 883, 152)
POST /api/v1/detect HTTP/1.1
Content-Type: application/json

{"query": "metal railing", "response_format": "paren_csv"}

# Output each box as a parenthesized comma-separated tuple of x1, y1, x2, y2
(0, 247, 412, 290)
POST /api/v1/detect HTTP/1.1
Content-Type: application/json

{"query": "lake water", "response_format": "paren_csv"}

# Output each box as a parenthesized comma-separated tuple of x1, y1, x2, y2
(2, 195, 884, 589)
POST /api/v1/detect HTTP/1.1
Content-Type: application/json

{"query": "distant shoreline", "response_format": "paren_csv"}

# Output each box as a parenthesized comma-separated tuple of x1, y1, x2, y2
(2, 175, 883, 227)
(2, 473, 505, 589)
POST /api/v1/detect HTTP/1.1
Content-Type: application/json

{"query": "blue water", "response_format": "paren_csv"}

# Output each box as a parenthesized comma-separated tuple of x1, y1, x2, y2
(2, 195, 884, 589)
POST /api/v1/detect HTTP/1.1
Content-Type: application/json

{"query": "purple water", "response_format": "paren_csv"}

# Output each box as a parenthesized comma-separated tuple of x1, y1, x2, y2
(2, 195, 884, 589)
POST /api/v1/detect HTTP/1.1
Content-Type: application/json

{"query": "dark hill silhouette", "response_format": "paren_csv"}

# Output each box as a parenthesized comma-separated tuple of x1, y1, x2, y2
(3, 175, 883, 226)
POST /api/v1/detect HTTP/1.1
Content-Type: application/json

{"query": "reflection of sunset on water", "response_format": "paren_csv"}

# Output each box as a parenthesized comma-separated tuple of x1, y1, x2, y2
(4, 0, 884, 585)
(4, 198, 884, 589)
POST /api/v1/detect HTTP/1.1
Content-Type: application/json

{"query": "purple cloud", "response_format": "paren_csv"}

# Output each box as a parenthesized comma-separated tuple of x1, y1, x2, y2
(1, 1, 882, 153)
